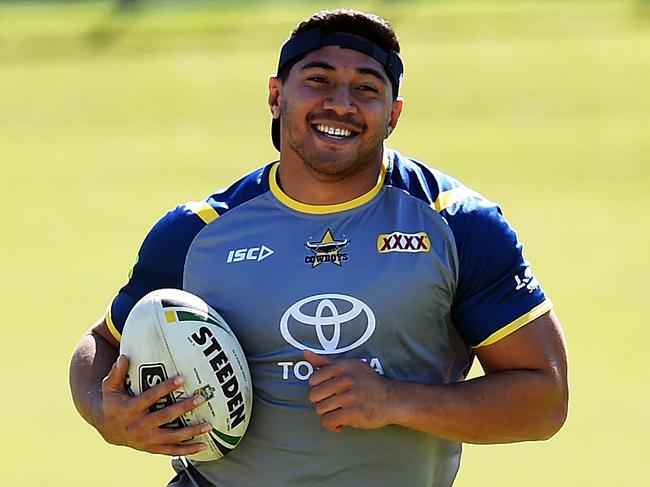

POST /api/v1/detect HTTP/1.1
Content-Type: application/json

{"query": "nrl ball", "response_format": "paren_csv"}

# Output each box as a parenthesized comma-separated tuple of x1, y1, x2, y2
(120, 289, 252, 461)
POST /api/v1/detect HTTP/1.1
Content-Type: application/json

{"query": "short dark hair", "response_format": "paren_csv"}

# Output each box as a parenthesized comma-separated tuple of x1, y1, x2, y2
(278, 9, 400, 83)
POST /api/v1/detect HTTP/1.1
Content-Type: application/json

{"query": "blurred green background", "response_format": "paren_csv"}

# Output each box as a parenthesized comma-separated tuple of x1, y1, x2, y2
(1, 0, 648, 485)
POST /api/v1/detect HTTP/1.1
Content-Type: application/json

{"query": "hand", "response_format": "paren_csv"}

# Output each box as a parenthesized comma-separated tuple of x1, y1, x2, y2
(304, 351, 394, 433)
(95, 355, 211, 456)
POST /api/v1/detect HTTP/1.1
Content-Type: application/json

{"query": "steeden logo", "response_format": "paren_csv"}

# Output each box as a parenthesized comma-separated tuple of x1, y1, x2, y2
(377, 231, 431, 253)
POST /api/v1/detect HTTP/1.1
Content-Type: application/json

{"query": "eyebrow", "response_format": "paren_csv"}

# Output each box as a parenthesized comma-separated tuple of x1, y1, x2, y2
(300, 61, 389, 85)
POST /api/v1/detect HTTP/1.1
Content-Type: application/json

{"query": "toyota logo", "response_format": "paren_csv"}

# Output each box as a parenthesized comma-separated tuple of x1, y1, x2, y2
(280, 294, 376, 354)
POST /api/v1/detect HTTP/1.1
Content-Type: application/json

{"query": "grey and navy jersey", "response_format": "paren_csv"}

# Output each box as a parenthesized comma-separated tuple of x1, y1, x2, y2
(107, 149, 552, 487)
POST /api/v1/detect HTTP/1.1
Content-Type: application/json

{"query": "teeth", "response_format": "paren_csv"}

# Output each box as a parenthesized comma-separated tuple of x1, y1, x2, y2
(317, 124, 352, 137)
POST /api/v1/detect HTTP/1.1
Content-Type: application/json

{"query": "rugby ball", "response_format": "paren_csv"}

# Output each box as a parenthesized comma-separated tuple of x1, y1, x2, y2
(120, 289, 252, 461)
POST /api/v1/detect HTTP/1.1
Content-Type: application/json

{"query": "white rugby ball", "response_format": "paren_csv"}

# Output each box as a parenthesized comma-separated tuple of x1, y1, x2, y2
(120, 288, 252, 461)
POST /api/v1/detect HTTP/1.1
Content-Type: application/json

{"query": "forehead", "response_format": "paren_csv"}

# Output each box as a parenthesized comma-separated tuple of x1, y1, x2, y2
(292, 45, 388, 79)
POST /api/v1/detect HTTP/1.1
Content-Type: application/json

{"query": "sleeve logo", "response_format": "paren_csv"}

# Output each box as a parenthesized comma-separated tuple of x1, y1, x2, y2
(377, 232, 430, 253)
(515, 267, 540, 294)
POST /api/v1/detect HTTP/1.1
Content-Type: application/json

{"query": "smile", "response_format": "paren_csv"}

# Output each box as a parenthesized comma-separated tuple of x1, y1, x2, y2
(312, 124, 360, 141)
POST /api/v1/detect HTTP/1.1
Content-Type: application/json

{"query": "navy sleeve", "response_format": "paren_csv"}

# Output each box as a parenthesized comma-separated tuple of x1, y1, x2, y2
(446, 197, 552, 348)
(106, 204, 208, 340)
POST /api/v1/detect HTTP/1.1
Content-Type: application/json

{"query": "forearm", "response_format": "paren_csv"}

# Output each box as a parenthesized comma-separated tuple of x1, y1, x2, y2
(387, 368, 568, 444)
(69, 327, 119, 428)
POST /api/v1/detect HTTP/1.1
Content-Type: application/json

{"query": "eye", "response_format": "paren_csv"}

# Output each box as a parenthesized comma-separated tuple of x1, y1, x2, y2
(357, 83, 380, 94)
(306, 75, 327, 84)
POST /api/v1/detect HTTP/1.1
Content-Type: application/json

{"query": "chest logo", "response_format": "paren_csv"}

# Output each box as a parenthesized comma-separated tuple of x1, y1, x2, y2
(377, 231, 431, 254)
(304, 229, 349, 267)
(226, 245, 274, 264)
(280, 294, 375, 354)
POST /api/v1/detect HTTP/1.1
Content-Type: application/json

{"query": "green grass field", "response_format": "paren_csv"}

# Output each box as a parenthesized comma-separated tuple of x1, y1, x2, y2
(1, 1, 649, 485)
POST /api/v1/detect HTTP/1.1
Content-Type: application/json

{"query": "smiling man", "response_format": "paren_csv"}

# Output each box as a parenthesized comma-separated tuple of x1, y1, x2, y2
(70, 9, 568, 487)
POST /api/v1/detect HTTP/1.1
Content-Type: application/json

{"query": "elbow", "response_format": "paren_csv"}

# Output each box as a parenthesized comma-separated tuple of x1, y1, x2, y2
(537, 402, 568, 440)
(536, 382, 569, 441)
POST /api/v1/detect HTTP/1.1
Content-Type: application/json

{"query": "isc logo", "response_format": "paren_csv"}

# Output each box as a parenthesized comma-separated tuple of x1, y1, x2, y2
(226, 245, 274, 263)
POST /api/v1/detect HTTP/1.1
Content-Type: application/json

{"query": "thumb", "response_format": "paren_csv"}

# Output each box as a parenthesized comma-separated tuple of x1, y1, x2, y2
(303, 350, 332, 368)
(102, 354, 129, 393)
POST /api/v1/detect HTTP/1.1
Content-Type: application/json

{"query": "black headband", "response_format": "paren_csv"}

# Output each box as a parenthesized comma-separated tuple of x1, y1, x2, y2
(272, 28, 404, 151)
(277, 28, 403, 97)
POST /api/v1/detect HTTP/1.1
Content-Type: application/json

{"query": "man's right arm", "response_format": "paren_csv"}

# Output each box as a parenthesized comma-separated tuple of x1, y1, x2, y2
(69, 318, 211, 456)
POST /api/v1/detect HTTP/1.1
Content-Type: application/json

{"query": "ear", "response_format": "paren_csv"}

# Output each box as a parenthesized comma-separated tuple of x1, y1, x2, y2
(268, 76, 282, 119)
(386, 97, 404, 137)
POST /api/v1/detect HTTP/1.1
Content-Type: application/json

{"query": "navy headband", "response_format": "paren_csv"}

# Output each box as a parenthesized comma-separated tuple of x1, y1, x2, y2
(272, 28, 404, 151)
(277, 28, 404, 97)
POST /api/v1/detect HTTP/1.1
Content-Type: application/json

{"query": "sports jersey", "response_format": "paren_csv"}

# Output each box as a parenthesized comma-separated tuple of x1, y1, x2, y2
(107, 148, 552, 487)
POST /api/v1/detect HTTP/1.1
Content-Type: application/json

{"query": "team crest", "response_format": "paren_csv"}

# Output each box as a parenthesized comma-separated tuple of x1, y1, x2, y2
(304, 229, 349, 267)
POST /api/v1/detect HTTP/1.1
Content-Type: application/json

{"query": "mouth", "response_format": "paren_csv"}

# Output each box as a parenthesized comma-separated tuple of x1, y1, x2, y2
(312, 123, 361, 142)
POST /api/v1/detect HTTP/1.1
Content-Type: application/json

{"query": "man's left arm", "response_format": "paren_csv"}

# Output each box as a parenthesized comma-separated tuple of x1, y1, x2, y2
(306, 310, 568, 443)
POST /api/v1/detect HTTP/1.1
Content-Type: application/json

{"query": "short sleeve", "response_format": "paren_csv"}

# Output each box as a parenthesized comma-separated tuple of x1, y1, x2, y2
(106, 204, 210, 341)
(446, 197, 552, 348)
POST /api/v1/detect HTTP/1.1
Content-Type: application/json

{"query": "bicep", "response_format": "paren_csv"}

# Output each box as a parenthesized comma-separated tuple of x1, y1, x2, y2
(91, 318, 120, 351)
(475, 310, 568, 379)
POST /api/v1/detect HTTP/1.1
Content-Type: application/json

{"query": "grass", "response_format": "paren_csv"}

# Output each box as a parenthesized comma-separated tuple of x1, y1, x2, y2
(1, 1, 649, 485)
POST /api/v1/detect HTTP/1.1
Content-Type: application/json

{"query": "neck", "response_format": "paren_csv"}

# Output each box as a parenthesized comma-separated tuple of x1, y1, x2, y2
(276, 149, 385, 206)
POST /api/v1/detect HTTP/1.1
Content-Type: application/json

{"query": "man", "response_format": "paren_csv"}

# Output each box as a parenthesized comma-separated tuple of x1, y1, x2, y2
(70, 9, 568, 487)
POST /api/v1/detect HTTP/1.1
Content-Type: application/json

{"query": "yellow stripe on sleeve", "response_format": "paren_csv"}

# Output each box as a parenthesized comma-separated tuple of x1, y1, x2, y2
(185, 200, 219, 224)
(474, 299, 553, 348)
(433, 186, 475, 213)
(105, 305, 122, 342)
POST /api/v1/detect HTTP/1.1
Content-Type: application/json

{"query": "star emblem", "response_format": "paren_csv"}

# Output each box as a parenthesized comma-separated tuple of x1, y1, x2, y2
(304, 229, 350, 267)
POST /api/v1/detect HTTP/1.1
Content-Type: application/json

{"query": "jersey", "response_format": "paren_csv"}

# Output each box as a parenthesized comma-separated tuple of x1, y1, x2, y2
(107, 148, 552, 487)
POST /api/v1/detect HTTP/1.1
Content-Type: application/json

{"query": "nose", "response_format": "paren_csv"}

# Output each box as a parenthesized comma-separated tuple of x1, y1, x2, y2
(323, 84, 357, 116)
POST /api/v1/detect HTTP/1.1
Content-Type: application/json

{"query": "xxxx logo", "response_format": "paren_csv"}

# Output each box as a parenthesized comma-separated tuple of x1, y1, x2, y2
(377, 231, 431, 254)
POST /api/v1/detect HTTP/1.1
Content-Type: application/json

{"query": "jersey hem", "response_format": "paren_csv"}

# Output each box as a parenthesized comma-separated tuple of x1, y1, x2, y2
(473, 298, 553, 348)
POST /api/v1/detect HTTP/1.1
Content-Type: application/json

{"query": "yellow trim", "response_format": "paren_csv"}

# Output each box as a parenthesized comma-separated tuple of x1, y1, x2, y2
(269, 153, 388, 214)
(165, 310, 176, 323)
(185, 200, 219, 224)
(474, 299, 553, 348)
(433, 186, 475, 213)
(105, 304, 122, 342)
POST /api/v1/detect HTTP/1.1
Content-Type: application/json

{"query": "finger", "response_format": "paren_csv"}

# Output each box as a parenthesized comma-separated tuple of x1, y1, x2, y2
(307, 355, 345, 388)
(141, 394, 205, 430)
(132, 375, 185, 411)
(320, 408, 349, 433)
(147, 440, 208, 457)
(309, 374, 354, 403)
(102, 355, 129, 394)
(304, 350, 331, 368)
(151, 421, 213, 445)
(312, 390, 356, 416)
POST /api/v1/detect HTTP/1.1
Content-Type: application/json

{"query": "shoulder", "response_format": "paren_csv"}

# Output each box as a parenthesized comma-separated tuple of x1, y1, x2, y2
(106, 163, 274, 339)
(141, 163, 273, 247)
(384, 148, 493, 221)
(159, 163, 273, 230)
